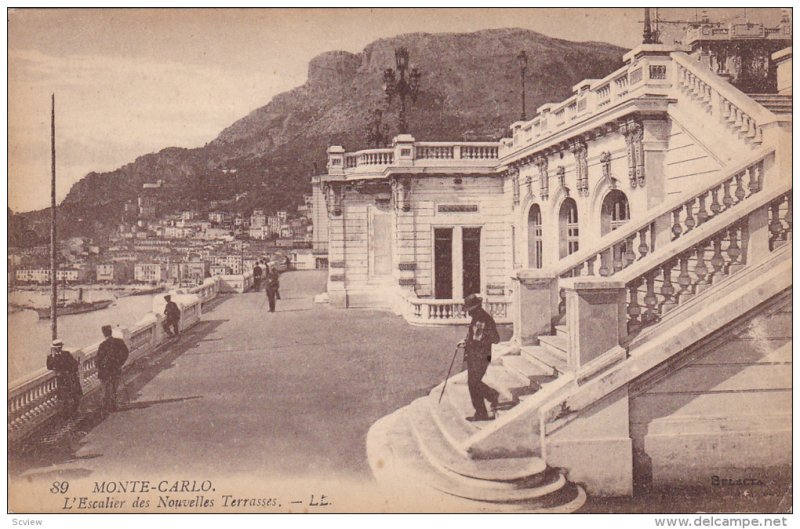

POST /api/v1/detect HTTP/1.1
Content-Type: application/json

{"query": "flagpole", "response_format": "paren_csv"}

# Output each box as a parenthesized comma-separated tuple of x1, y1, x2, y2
(50, 94, 58, 339)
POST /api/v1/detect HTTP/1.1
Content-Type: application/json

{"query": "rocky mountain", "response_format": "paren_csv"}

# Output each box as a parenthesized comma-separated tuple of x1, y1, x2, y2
(16, 28, 625, 241)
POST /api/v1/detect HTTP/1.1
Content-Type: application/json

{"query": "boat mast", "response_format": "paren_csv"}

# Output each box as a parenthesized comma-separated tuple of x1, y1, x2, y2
(50, 94, 58, 339)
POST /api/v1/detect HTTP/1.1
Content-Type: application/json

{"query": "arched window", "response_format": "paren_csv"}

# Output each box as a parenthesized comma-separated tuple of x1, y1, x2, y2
(527, 205, 543, 268)
(559, 198, 579, 259)
(601, 190, 631, 235)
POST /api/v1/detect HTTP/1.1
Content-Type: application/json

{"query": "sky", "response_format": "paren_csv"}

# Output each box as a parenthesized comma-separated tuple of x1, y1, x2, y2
(7, 7, 788, 213)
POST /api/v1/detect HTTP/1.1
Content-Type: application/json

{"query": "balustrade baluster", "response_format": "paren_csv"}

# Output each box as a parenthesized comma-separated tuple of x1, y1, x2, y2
(612, 244, 624, 273)
(671, 208, 683, 240)
(697, 192, 709, 225)
(638, 228, 650, 258)
(660, 260, 677, 314)
(676, 253, 694, 303)
(785, 195, 792, 242)
(684, 202, 696, 232)
(769, 201, 785, 250)
(586, 256, 596, 276)
(599, 248, 611, 277)
(726, 225, 743, 273)
(722, 180, 734, 210)
(710, 187, 722, 216)
(748, 164, 761, 195)
(734, 172, 746, 203)
(558, 288, 566, 323)
(642, 272, 659, 326)
(710, 236, 726, 283)
(694, 241, 711, 293)
(624, 235, 637, 267)
(627, 279, 643, 334)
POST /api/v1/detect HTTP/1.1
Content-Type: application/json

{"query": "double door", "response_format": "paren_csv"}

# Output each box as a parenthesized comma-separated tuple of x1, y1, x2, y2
(434, 226, 481, 299)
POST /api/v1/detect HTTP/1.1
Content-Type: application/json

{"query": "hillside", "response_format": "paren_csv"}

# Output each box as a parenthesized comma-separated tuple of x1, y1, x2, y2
(17, 28, 625, 241)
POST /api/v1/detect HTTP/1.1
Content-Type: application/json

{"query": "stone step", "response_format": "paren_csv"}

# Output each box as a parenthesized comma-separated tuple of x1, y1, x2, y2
(521, 345, 568, 374)
(368, 409, 585, 511)
(538, 334, 568, 358)
(555, 324, 569, 339)
(439, 368, 520, 422)
(428, 383, 480, 452)
(501, 355, 553, 384)
(484, 365, 529, 402)
(407, 399, 549, 486)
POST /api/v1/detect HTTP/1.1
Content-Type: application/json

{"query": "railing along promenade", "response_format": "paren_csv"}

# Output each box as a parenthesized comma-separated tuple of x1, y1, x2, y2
(8, 272, 254, 443)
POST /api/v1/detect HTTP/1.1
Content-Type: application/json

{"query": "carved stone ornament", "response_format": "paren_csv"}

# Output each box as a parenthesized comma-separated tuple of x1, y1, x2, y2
(391, 178, 412, 212)
(324, 183, 343, 217)
(600, 151, 615, 188)
(511, 168, 520, 207)
(535, 156, 549, 201)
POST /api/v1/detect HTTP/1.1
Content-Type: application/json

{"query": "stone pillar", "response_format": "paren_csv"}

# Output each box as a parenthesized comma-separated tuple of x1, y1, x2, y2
(452, 226, 463, 300)
(393, 134, 416, 168)
(512, 269, 559, 346)
(562, 278, 626, 373)
(743, 203, 771, 266)
(326, 146, 345, 176)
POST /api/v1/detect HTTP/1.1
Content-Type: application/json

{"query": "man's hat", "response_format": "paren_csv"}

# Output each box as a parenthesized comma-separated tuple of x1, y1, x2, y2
(51, 339, 63, 347)
(464, 293, 483, 312)
(102, 325, 113, 334)
(164, 295, 171, 300)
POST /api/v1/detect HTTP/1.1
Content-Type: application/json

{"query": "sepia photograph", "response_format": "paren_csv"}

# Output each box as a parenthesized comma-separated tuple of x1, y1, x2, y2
(6, 5, 794, 521)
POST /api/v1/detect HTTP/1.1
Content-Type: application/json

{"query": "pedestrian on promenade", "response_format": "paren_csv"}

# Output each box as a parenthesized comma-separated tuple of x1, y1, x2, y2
(272, 267, 281, 300)
(253, 261, 263, 291)
(457, 293, 501, 422)
(46, 339, 83, 418)
(265, 269, 279, 312)
(96, 325, 129, 412)
(163, 294, 181, 338)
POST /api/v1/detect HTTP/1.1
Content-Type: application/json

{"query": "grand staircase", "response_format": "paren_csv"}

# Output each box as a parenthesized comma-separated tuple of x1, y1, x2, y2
(367, 52, 792, 511)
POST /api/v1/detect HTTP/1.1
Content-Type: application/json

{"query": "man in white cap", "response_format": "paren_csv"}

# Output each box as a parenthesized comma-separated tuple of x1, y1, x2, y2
(457, 293, 501, 421)
(46, 339, 83, 417)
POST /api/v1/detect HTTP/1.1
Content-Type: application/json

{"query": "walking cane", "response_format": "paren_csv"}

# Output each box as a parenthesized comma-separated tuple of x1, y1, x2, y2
(438, 344, 462, 404)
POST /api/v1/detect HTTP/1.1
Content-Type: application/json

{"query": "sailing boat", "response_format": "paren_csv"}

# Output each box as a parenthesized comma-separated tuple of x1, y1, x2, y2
(41, 96, 113, 321)
(36, 284, 113, 319)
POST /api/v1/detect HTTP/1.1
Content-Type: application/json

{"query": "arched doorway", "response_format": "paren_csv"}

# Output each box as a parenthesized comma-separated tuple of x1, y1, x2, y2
(527, 205, 543, 268)
(601, 190, 631, 235)
(559, 198, 579, 259)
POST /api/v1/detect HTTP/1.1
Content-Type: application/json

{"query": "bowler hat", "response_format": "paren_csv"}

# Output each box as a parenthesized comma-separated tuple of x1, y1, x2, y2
(464, 293, 483, 312)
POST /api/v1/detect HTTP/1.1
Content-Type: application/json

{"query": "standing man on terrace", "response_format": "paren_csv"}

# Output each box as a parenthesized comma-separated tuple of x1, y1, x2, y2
(253, 261, 263, 291)
(46, 340, 83, 418)
(458, 294, 500, 422)
(265, 269, 279, 312)
(163, 295, 181, 338)
(96, 325, 129, 412)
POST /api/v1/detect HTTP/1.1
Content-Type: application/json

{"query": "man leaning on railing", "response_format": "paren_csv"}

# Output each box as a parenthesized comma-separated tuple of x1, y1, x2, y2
(46, 339, 83, 418)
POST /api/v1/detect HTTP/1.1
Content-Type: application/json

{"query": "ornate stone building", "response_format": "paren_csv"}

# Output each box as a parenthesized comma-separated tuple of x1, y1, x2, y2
(316, 36, 792, 510)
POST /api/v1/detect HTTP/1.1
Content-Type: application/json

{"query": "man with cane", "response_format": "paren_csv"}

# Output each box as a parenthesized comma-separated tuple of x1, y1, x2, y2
(457, 293, 501, 421)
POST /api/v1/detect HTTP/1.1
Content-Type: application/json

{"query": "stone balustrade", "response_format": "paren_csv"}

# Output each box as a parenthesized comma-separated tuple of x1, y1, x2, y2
(553, 148, 774, 319)
(616, 184, 792, 338)
(502, 47, 787, 162)
(330, 140, 500, 178)
(405, 296, 512, 325)
(549, 179, 791, 383)
(7, 274, 244, 443)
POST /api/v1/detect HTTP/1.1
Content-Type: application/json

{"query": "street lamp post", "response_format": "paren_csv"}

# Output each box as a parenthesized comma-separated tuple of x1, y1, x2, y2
(517, 50, 528, 121)
(383, 47, 422, 134)
(366, 109, 390, 148)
